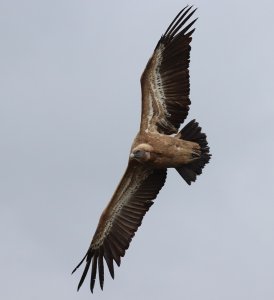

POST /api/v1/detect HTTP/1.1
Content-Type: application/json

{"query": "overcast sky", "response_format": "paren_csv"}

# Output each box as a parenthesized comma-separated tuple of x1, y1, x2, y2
(1, 0, 274, 299)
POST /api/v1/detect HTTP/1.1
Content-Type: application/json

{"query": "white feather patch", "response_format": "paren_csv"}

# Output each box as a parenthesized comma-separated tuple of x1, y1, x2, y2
(146, 45, 171, 131)
(92, 168, 151, 248)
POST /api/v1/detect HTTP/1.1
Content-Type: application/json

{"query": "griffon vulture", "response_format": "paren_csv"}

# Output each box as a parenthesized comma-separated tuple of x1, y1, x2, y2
(72, 6, 211, 292)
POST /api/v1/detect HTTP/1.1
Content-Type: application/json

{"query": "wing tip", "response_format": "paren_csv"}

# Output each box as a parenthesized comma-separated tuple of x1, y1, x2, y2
(71, 252, 88, 275)
(155, 6, 197, 50)
(163, 6, 198, 41)
(72, 250, 94, 292)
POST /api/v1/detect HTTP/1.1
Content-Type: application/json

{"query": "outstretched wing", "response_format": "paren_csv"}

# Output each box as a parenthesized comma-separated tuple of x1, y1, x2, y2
(72, 162, 167, 292)
(140, 6, 197, 135)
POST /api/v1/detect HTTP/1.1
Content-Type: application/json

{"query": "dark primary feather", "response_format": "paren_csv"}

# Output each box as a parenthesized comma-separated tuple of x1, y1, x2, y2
(72, 168, 167, 292)
(142, 6, 197, 135)
(157, 7, 197, 134)
(164, 6, 196, 40)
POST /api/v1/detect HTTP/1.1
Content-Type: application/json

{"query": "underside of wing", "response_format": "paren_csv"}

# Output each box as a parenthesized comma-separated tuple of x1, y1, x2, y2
(72, 163, 167, 292)
(141, 6, 197, 134)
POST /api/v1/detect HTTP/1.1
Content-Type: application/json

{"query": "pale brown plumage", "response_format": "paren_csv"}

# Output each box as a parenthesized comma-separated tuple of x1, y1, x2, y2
(72, 6, 211, 293)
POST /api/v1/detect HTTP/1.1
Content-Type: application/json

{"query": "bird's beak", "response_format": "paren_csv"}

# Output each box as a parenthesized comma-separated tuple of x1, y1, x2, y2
(129, 153, 135, 158)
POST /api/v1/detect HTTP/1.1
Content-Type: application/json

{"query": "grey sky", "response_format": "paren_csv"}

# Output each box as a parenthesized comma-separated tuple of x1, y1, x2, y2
(1, 0, 274, 299)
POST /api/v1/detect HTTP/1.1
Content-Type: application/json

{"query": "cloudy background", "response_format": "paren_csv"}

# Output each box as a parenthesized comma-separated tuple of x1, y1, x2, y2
(1, 0, 274, 299)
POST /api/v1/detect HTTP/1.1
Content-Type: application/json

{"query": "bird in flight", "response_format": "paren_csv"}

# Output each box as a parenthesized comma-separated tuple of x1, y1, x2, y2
(72, 6, 211, 293)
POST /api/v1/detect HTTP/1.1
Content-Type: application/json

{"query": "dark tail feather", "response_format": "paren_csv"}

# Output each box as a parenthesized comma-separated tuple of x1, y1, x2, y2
(176, 119, 211, 185)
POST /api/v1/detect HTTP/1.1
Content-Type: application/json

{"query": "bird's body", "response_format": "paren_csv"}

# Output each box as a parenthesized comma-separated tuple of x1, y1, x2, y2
(72, 6, 211, 293)
(131, 131, 200, 168)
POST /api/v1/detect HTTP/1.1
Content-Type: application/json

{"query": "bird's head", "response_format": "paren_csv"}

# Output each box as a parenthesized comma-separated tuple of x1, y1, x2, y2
(130, 144, 153, 163)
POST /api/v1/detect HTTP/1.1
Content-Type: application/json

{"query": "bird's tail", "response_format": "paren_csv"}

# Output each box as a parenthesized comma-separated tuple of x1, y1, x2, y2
(175, 119, 211, 185)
